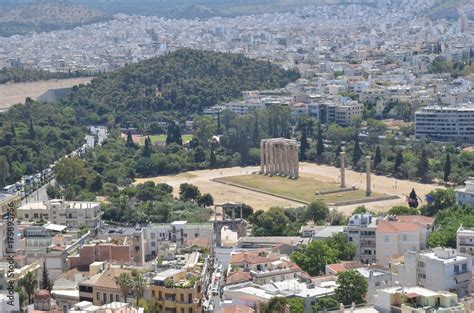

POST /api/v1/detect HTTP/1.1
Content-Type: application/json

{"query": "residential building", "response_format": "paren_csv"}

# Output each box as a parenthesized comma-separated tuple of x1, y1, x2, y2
(455, 178, 474, 208)
(374, 286, 465, 313)
(457, 225, 474, 260)
(98, 227, 145, 266)
(394, 248, 472, 298)
(150, 268, 203, 313)
(330, 99, 364, 126)
(375, 215, 435, 267)
(344, 213, 379, 264)
(415, 103, 474, 143)
(144, 221, 213, 258)
(78, 262, 132, 305)
(236, 237, 306, 249)
(17, 199, 101, 229)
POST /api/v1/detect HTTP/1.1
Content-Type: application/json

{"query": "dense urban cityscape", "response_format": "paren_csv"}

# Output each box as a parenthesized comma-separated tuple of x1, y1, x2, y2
(0, 0, 473, 313)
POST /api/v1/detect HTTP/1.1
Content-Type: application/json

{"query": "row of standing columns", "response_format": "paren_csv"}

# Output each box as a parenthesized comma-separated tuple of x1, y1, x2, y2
(260, 139, 299, 178)
(339, 152, 372, 196)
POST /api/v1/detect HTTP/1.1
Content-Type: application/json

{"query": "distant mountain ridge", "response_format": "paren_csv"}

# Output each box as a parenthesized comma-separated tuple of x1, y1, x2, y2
(0, 0, 111, 37)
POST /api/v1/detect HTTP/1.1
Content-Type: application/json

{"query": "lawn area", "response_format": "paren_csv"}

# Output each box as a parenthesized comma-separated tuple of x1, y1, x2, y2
(137, 134, 194, 145)
(218, 174, 380, 204)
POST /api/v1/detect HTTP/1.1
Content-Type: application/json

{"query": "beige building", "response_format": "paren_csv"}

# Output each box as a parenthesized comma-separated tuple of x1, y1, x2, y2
(374, 286, 465, 313)
(17, 199, 100, 229)
(375, 215, 435, 267)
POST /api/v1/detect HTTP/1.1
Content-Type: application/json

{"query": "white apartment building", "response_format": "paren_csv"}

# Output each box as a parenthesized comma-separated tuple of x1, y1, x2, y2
(395, 248, 472, 298)
(456, 225, 474, 259)
(344, 213, 379, 264)
(415, 103, 474, 143)
(332, 100, 363, 126)
(455, 177, 474, 208)
(226, 101, 266, 115)
(144, 221, 213, 257)
(17, 200, 101, 229)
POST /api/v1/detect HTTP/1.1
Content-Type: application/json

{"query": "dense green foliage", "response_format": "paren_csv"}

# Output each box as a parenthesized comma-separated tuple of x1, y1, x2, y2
(335, 270, 368, 305)
(63, 49, 299, 127)
(0, 67, 91, 84)
(290, 233, 356, 276)
(0, 99, 85, 185)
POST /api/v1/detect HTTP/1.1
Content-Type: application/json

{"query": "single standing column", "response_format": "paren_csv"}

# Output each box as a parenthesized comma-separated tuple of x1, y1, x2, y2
(366, 156, 372, 196)
(294, 144, 299, 178)
(260, 141, 265, 174)
(264, 141, 270, 175)
(340, 152, 346, 188)
(283, 143, 289, 176)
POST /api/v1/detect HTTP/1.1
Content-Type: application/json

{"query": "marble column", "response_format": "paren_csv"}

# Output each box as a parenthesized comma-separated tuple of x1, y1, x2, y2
(260, 141, 265, 174)
(283, 144, 289, 176)
(277, 143, 283, 174)
(294, 144, 299, 178)
(340, 152, 346, 188)
(270, 143, 276, 174)
(287, 145, 294, 177)
(265, 142, 270, 174)
(366, 156, 372, 196)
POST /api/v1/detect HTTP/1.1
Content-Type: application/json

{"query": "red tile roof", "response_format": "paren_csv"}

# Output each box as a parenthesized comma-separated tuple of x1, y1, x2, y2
(221, 305, 255, 313)
(377, 215, 434, 233)
(226, 271, 252, 285)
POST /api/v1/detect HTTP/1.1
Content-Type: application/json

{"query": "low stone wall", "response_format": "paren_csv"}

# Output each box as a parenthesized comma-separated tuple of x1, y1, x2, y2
(315, 187, 356, 195)
(330, 195, 400, 206)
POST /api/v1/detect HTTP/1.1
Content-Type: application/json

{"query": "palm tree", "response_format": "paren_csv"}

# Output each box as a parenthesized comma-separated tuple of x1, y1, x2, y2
(132, 273, 147, 306)
(115, 272, 132, 303)
(20, 271, 38, 304)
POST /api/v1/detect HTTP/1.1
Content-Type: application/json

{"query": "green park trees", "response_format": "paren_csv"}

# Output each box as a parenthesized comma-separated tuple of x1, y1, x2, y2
(335, 270, 368, 305)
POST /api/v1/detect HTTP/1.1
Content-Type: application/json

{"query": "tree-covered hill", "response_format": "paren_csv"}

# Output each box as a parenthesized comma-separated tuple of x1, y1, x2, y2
(0, 49, 299, 187)
(63, 49, 299, 126)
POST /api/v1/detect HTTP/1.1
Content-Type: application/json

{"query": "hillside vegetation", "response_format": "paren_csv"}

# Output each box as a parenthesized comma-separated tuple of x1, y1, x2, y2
(63, 49, 299, 126)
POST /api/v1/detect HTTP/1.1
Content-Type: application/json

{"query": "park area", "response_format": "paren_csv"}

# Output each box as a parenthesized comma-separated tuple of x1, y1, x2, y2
(132, 134, 193, 145)
(216, 174, 380, 204)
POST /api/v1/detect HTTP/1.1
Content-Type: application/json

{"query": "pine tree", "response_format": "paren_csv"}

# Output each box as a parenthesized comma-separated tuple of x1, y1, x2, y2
(10, 124, 15, 138)
(174, 124, 183, 145)
(352, 136, 362, 166)
(299, 129, 309, 161)
(374, 145, 382, 169)
(165, 123, 173, 145)
(443, 153, 451, 183)
(28, 120, 35, 140)
(417, 149, 430, 182)
(42, 261, 52, 292)
(126, 130, 134, 147)
(394, 151, 404, 173)
(316, 124, 324, 158)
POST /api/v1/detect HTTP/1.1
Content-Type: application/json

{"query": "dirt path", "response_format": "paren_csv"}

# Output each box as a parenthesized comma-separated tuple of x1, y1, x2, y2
(0, 77, 92, 108)
(135, 163, 443, 215)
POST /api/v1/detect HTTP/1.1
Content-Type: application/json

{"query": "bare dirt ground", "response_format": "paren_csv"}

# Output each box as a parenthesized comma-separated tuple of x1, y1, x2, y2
(135, 162, 443, 216)
(0, 77, 92, 108)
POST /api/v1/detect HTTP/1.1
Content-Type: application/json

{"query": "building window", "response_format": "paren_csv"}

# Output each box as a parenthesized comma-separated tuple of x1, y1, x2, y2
(454, 265, 459, 274)
(462, 264, 467, 272)
(116, 294, 119, 301)
(384, 235, 389, 242)
(180, 294, 184, 302)
(349, 237, 352, 241)
(96, 292, 100, 301)
(110, 294, 113, 302)
(403, 234, 407, 241)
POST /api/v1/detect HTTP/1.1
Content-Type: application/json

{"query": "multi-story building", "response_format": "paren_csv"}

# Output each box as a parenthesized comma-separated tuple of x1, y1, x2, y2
(456, 225, 474, 261)
(374, 286, 465, 313)
(415, 103, 474, 143)
(394, 248, 472, 298)
(344, 213, 379, 264)
(78, 262, 132, 305)
(17, 199, 101, 229)
(98, 227, 145, 266)
(144, 221, 213, 258)
(455, 178, 474, 208)
(376, 215, 435, 267)
(330, 99, 364, 126)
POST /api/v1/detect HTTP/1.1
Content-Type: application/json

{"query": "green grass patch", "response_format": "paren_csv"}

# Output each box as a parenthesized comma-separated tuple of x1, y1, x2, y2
(219, 174, 380, 204)
(138, 134, 194, 145)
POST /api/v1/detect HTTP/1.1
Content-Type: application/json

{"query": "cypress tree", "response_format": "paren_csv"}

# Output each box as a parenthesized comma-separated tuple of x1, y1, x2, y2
(217, 111, 222, 135)
(210, 148, 217, 169)
(417, 149, 430, 182)
(316, 124, 324, 157)
(28, 120, 35, 140)
(174, 124, 183, 146)
(143, 137, 152, 157)
(374, 145, 382, 169)
(42, 261, 52, 292)
(126, 130, 134, 147)
(268, 116, 273, 137)
(394, 150, 404, 173)
(352, 136, 362, 166)
(299, 129, 309, 161)
(165, 123, 173, 145)
(443, 153, 451, 183)
(10, 124, 15, 138)
(252, 117, 260, 147)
